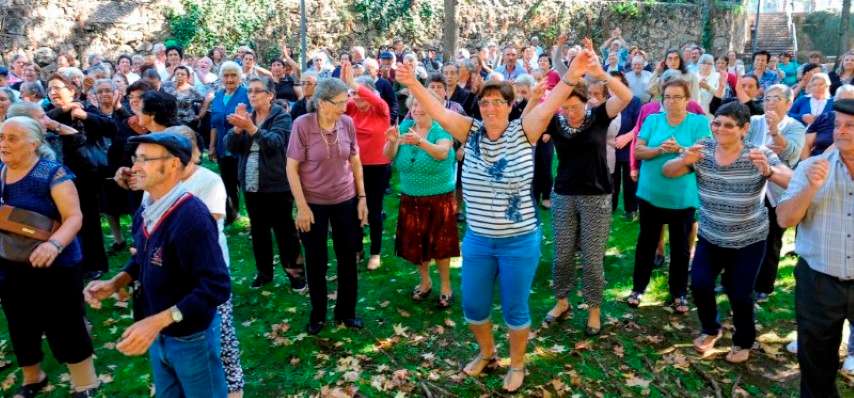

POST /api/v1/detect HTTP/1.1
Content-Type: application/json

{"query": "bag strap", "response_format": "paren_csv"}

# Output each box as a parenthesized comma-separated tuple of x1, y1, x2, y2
(1, 165, 6, 206)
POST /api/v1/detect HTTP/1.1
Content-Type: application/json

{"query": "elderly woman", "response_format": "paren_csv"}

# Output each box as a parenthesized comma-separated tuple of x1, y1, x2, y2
(45, 73, 115, 280)
(648, 49, 700, 102)
(510, 75, 554, 209)
(384, 93, 458, 308)
(115, 54, 140, 84)
(271, 57, 300, 105)
(663, 102, 792, 363)
(696, 54, 720, 116)
(291, 72, 317, 121)
(802, 84, 854, 159)
(225, 77, 305, 290)
(0, 86, 18, 120)
(210, 61, 249, 224)
(744, 84, 806, 302)
(830, 51, 854, 95)
(626, 79, 711, 313)
(341, 63, 391, 270)
(789, 73, 834, 126)
(396, 43, 601, 393)
(286, 78, 368, 335)
(541, 55, 634, 338)
(10, 63, 43, 92)
(0, 117, 100, 397)
(779, 51, 800, 87)
(172, 65, 207, 127)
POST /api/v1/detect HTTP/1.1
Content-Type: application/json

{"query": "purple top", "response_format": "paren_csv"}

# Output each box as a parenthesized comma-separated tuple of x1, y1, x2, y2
(287, 113, 359, 205)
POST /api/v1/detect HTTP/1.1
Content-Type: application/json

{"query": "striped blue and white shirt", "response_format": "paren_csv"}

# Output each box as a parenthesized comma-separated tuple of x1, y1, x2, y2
(461, 119, 537, 238)
(693, 140, 781, 248)
(782, 149, 854, 279)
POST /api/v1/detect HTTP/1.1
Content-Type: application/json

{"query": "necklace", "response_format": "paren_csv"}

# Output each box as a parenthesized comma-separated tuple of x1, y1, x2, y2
(318, 119, 340, 157)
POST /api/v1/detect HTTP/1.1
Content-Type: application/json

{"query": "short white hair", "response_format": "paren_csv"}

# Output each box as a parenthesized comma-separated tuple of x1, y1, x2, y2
(835, 84, 854, 101)
(513, 74, 536, 88)
(218, 61, 242, 80)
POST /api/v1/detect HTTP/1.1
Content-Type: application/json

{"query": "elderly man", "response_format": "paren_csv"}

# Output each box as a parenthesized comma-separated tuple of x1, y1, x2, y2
(84, 133, 231, 398)
(777, 98, 854, 397)
(625, 55, 652, 103)
(495, 46, 524, 81)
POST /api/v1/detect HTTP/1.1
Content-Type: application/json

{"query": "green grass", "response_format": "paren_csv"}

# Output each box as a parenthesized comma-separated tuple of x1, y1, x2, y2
(0, 162, 843, 397)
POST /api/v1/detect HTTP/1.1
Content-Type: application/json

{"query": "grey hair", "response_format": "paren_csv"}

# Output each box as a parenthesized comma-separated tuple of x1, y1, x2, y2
(8, 101, 44, 123)
(57, 67, 85, 90)
(1, 116, 56, 160)
(218, 61, 242, 80)
(362, 58, 379, 70)
(0, 87, 18, 103)
(835, 84, 854, 100)
(87, 53, 101, 66)
(461, 59, 477, 72)
(19, 82, 45, 99)
(810, 72, 832, 98)
(513, 74, 536, 88)
(765, 84, 793, 103)
(405, 90, 441, 110)
(94, 78, 116, 91)
(698, 54, 714, 65)
(308, 78, 348, 113)
(300, 71, 319, 83)
(354, 75, 376, 91)
(486, 72, 504, 81)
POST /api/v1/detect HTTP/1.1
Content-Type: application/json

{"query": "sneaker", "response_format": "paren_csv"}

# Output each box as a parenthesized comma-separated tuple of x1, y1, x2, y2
(250, 275, 273, 289)
(290, 276, 307, 293)
(843, 356, 854, 375)
(786, 340, 798, 354)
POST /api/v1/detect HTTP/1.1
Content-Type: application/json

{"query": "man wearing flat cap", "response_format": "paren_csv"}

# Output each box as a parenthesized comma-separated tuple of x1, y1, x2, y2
(83, 132, 231, 397)
(778, 98, 854, 397)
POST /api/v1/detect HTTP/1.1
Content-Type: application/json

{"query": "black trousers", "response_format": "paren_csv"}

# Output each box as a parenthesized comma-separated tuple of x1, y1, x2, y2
(77, 177, 108, 273)
(532, 141, 554, 202)
(244, 192, 302, 279)
(0, 264, 93, 366)
(755, 198, 786, 294)
(359, 165, 390, 255)
(632, 199, 694, 298)
(796, 258, 854, 397)
(611, 160, 638, 213)
(218, 156, 240, 219)
(300, 197, 359, 324)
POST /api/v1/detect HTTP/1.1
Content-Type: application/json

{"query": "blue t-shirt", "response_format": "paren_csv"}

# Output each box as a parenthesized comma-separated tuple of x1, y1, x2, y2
(636, 112, 712, 209)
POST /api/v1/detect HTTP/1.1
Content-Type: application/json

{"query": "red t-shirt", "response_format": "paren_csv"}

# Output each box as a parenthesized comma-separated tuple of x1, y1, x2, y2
(346, 85, 391, 165)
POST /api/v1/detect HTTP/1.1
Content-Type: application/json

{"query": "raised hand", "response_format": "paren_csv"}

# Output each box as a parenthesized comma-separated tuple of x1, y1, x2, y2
(385, 125, 400, 143)
(395, 63, 418, 87)
(748, 148, 770, 176)
(659, 137, 681, 154)
(680, 143, 704, 165)
(531, 80, 547, 101)
(807, 158, 830, 188)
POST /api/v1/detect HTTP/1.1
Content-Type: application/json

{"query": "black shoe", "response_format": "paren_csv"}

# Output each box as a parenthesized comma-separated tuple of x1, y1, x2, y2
(653, 254, 665, 268)
(287, 273, 307, 293)
(225, 211, 238, 226)
(624, 211, 638, 221)
(306, 321, 325, 335)
(107, 241, 127, 256)
(337, 318, 364, 329)
(456, 213, 465, 223)
(71, 387, 100, 397)
(250, 275, 273, 289)
(14, 375, 48, 398)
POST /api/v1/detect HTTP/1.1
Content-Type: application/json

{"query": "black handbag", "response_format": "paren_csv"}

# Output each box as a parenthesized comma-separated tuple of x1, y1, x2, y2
(0, 167, 60, 263)
(72, 120, 111, 177)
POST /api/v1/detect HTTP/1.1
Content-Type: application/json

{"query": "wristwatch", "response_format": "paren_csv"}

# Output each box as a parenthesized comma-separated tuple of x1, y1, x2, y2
(169, 305, 183, 323)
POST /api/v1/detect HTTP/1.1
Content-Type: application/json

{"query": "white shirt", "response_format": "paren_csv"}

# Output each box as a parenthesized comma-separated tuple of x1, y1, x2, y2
(809, 97, 828, 116)
(696, 71, 721, 117)
(625, 70, 652, 102)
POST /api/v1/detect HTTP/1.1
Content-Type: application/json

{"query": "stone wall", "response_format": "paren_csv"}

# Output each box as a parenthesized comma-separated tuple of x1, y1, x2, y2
(0, 0, 748, 66)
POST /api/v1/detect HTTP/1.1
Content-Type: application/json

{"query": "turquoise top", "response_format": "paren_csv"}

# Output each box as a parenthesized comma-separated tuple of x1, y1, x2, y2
(392, 119, 456, 196)
(636, 112, 711, 209)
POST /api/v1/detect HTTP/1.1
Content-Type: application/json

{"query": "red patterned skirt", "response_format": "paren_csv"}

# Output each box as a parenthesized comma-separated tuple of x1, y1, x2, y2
(395, 191, 460, 264)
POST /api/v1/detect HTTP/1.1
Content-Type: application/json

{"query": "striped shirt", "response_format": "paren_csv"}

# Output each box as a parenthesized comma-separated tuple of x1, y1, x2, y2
(782, 149, 854, 279)
(692, 140, 781, 248)
(461, 119, 537, 237)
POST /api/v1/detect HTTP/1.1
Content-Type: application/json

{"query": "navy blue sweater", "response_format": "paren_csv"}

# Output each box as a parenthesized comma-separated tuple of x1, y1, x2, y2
(124, 194, 231, 337)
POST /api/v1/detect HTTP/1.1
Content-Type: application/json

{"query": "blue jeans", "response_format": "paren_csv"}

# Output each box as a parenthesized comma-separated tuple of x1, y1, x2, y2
(691, 237, 765, 348)
(149, 314, 227, 398)
(461, 229, 541, 330)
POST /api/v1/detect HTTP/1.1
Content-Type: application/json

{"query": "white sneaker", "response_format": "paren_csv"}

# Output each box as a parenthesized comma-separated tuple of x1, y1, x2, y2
(844, 356, 854, 375)
(786, 340, 798, 354)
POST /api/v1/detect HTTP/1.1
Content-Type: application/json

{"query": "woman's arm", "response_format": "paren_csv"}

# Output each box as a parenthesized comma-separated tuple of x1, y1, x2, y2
(662, 144, 702, 178)
(383, 126, 401, 160)
(349, 154, 368, 226)
(29, 178, 83, 267)
(396, 64, 473, 143)
(415, 137, 452, 161)
(801, 132, 816, 160)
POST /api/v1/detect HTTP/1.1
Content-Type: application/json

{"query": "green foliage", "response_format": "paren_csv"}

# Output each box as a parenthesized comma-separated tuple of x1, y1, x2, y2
(801, 11, 854, 57)
(610, 1, 642, 19)
(166, 0, 274, 58)
(352, 0, 429, 38)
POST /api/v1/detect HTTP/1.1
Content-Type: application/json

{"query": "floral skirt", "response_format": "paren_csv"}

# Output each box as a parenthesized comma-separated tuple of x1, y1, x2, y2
(395, 192, 460, 264)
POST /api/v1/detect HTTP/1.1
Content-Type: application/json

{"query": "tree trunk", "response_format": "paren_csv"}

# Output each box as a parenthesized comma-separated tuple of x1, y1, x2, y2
(841, 0, 851, 58)
(443, 0, 457, 64)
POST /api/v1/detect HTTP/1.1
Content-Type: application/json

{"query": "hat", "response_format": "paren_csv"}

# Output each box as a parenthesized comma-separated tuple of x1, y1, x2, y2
(379, 51, 394, 60)
(129, 132, 192, 166)
(834, 99, 854, 116)
(0, 67, 7, 77)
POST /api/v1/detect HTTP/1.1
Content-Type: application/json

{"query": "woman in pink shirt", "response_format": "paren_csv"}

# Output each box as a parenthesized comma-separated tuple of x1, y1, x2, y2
(342, 63, 391, 270)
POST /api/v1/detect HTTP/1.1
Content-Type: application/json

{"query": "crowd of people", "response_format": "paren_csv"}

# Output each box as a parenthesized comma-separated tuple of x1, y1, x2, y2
(0, 26, 852, 396)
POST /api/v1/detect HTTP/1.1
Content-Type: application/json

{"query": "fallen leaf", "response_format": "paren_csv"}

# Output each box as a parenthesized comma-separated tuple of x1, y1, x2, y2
(444, 319, 456, 328)
(625, 375, 651, 388)
(1, 372, 15, 390)
(575, 340, 592, 351)
(393, 323, 409, 337)
(397, 308, 411, 318)
(98, 374, 114, 384)
(613, 344, 624, 358)
(551, 344, 567, 353)
(379, 300, 390, 308)
(261, 290, 272, 297)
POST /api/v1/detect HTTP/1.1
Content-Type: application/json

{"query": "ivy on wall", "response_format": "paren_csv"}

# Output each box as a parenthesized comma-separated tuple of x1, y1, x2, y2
(166, 0, 275, 56)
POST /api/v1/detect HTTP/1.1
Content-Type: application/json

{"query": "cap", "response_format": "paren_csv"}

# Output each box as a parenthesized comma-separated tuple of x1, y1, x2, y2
(834, 99, 854, 116)
(0, 67, 8, 77)
(379, 51, 394, 60)
(129, 132, 192, 166)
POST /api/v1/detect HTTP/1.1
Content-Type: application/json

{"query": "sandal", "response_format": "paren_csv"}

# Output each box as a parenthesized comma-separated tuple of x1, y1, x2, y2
(411, 285, 432, 301)
(462, 353, 499, 377)
(693, 331, 722, 354)
(541, 305, 572, 328)
(13, 375, 49, 398)
(725, 346, 750, 363)
(437, 293, 453, 309)
(672, 296, 690, 314)
(502, 367, 526, 392)
(626, 291, 642, 308)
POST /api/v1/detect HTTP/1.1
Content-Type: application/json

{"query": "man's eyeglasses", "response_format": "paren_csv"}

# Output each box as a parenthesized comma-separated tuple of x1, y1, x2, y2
(131, 155, 174, 164)
(248, 88, 269, 94)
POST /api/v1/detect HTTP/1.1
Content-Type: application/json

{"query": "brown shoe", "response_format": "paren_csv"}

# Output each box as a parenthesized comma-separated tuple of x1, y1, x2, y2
(693, 331, 722, 354)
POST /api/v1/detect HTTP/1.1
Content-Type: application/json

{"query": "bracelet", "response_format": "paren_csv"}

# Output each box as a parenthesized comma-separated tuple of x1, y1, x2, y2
(562, 77, 578, 87)
(763, 167, 775, 178)
(358, 195, 366, 198)
(47, 239, 64, 252)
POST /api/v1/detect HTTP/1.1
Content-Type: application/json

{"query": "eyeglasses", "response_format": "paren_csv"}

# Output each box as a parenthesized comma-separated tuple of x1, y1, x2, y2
(248, 88, 269, 94)
(297, 82, 316, 87)
(711, 120, 739, 129)
(662, 95, 686, 101)
(324, 98, 348, 107)
(764, 95, 784, 103)
(131, 155, 174, 164)
(47, 85, 67, 92)
(96, 89, 114, 94)
(478, 99, 508, 107)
